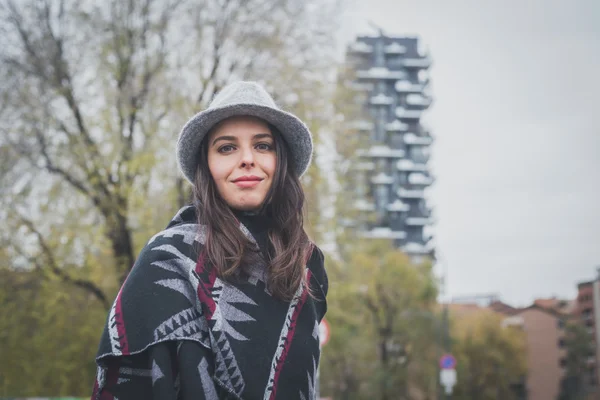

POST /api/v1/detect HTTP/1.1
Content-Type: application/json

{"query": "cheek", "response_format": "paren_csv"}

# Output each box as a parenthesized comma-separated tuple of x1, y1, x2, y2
(207, 154, 229, 182)
(262, 153, 277, 176)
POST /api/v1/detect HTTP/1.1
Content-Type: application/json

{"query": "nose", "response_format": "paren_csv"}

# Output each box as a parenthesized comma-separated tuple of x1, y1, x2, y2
(239, 146, 255, 169)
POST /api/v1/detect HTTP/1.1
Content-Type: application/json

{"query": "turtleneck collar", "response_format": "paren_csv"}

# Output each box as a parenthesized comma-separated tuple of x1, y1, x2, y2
(232, 208, 272, 260)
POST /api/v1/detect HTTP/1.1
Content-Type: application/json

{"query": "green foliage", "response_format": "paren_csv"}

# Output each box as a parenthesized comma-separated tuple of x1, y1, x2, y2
(558, 322, 595, 400)
(320, 240, 439, 400)
(450, 310, 527, 400)
(0, 268, 105, 396)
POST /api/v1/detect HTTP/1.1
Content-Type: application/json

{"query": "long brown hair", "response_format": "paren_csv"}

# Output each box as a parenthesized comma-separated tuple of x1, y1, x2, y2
(193, 122, 311, 301)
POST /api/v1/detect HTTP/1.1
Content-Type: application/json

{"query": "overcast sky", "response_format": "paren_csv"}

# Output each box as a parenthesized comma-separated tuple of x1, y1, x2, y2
(340, 0, 600, 306)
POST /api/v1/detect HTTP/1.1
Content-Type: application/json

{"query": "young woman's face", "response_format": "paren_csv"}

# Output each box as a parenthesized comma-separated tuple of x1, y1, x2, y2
(207, 116, 276, 211)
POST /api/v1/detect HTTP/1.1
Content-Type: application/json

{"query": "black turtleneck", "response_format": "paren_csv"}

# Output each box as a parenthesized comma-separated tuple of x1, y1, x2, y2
(233, 209, 272, 261)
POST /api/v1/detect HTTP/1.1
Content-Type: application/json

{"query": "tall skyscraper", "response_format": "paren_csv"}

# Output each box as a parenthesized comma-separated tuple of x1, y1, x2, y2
(345, 32, 435, 261)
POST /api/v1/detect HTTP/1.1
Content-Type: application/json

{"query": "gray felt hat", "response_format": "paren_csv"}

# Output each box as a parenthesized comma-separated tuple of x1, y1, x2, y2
(176, 81, 313, 183)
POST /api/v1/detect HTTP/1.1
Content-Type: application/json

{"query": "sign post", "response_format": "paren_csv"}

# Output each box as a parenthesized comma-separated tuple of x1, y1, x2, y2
(439, 354, 457, 396)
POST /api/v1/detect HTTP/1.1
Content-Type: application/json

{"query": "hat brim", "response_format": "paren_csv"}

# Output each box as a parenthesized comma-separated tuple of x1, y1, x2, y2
(176, 103, 313, 183)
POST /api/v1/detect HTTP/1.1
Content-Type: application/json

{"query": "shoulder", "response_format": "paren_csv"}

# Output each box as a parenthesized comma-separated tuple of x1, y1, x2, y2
(144, 205, 205, 253)
(123, 221, 206, 292)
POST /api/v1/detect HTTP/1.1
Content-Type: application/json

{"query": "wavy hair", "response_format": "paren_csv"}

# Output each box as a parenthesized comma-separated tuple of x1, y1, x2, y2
(193, 122, 311, 301)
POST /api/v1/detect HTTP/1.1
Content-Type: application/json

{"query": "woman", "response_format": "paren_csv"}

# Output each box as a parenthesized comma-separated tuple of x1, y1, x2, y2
(92, 81, 328, 400)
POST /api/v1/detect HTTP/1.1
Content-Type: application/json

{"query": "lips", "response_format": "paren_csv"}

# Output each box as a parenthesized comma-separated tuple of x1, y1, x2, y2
(232, 175, 263, 188)
(232, 175, 263, 183)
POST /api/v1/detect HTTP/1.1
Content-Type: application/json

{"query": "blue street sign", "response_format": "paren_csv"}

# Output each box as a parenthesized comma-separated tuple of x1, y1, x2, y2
(439, 354, 457, 369)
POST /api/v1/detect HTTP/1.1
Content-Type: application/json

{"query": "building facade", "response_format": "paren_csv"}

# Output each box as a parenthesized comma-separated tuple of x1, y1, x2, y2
(504, 305, 568, 400)
(577, 271, 600, 389)
(345, 33, 434, 260)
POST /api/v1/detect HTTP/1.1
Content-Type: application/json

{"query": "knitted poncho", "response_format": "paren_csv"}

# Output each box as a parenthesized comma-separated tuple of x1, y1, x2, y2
(92, 206, 328, 399)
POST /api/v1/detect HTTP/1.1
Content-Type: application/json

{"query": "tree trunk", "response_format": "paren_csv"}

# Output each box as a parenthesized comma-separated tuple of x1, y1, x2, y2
(380, 338, 389, 400)
(104, 194, 136, 286)
(110, 213, 135, 286)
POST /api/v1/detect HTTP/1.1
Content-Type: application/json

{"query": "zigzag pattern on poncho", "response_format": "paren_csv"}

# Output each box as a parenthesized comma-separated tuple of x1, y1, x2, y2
(93, 206, 328, 400)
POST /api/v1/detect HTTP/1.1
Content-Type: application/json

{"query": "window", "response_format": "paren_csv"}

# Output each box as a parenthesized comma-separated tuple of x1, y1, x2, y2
(410, 147, 429, 164)
(587, 319, 594, 328)
(558, 300, 568, 308)
(398, 172, 407, 185)
(558, 319, 566, 329)
(560, 358, 567, 368)
(558, 338, 566, 348)
(579, 294, 592, 302)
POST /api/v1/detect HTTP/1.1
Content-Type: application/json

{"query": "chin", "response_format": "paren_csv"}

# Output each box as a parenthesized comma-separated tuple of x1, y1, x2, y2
(231, 198, 264, 212)
(233, 204, 260, 212)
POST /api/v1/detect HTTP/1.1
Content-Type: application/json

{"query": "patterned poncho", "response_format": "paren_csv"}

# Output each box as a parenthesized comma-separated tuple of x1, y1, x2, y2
(92, 206, 328, 399)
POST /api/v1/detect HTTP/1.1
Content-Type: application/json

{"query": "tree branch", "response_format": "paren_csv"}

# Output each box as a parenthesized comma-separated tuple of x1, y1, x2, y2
(17, 215, 110, 309)
(5, 126, 91, 199)
(7, 0, 104, 172)
(364, 294, 382, 330)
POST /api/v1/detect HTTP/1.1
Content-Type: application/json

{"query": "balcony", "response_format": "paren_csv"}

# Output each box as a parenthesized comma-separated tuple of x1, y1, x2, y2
(371, 172, 395, 185)
(348, 41, 373, 54)
(405, 217, 434, 226)
(370, 93, 394, 105)
(357, 67, 407, 80)
(396, 107, 423, 120)
(402, 56, 433, 69)
(362, 227, 407, 240)
(404, 132, 433, 146)
(384, 42, 407, 54)
(408, 172, 434, 186)
(386, 119, 409, 132)
(397, 159, 428, 172)
(397, 188, 425, 198)
(395, 80, 425, 93)
(387, 199, 410, 212)
(406, 94, 432, 107)
(402, 241, 433, 255)
(360, 145, 405, 158)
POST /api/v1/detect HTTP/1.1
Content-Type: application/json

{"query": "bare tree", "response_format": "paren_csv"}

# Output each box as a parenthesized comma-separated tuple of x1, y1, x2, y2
(1, 0, 183, 292)
(0, 0, 343, 307)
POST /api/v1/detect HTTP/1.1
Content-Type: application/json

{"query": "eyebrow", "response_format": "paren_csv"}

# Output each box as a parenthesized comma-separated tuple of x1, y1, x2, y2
(211, 133, 273, 147)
